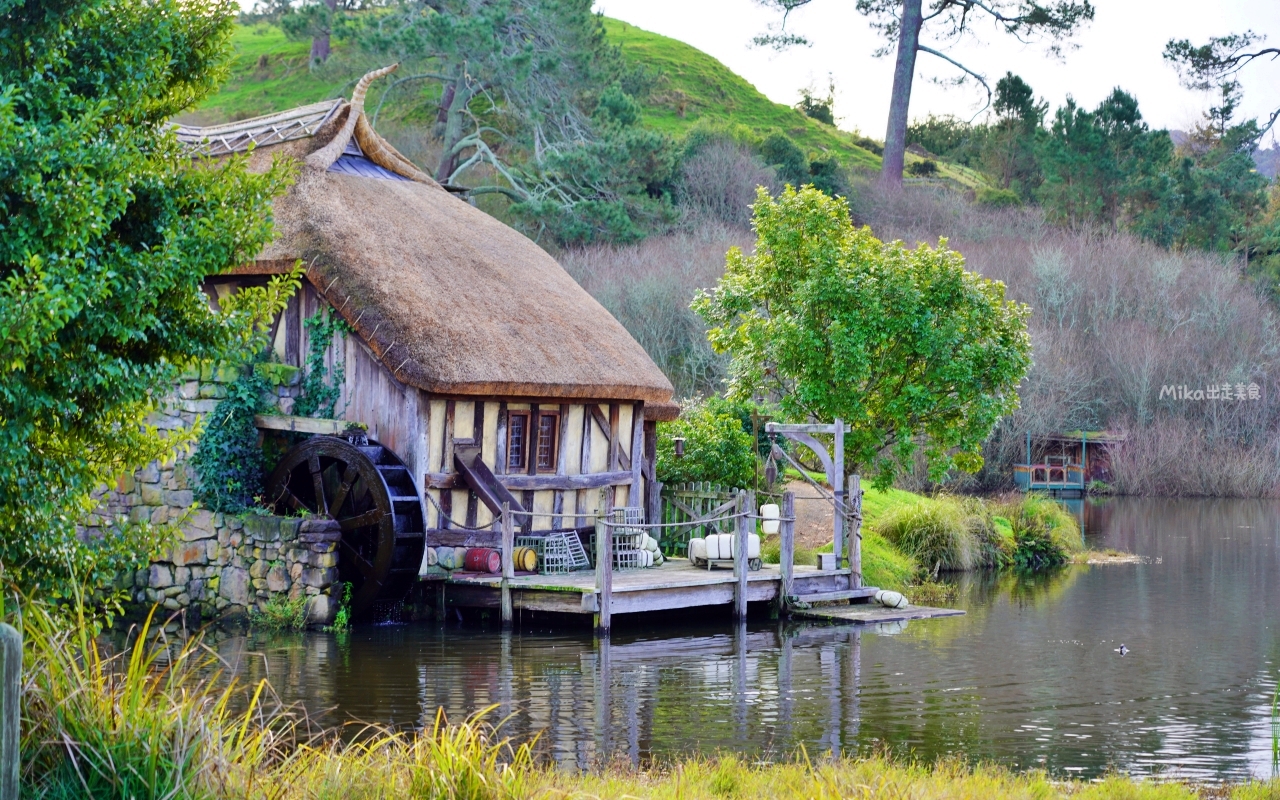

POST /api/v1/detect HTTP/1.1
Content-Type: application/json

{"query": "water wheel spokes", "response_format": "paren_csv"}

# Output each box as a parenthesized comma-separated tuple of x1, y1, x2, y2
(265, 436, 425, 619)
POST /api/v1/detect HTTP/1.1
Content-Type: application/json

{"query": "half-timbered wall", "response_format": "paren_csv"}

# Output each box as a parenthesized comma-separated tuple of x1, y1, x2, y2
(280, 281, 649, 568)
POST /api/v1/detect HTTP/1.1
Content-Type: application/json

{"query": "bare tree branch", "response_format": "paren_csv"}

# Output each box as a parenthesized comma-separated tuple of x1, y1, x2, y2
(918, 43, 993, 116)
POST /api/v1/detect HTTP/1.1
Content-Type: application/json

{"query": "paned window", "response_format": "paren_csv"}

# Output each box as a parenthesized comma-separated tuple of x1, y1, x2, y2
(507, 412, 528, 471)
(536, 413, 559, 471)
(505, 410, 559, 473)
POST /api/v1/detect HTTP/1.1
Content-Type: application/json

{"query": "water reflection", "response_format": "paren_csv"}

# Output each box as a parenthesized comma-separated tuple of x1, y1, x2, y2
(206, 497, 1280, 780)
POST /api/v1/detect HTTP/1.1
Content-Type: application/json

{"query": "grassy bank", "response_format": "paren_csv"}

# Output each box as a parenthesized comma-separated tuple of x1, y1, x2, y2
(778, 486, 1086, 597)
(17, 601, 1275, 799)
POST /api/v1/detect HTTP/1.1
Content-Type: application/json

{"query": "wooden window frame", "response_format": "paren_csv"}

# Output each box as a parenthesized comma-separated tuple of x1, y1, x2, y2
(507, 411, 530, 472)
(506, 409, 560, 475)
(535, 410, 560, 473)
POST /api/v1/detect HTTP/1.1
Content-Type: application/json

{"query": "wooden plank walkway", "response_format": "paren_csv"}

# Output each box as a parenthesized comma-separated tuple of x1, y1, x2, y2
(792, 603, 965, 625)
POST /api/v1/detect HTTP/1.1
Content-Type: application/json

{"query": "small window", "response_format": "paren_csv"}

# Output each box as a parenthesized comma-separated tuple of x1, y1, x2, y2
(536, 412, 559, 471)
(507, 412, 528, 471)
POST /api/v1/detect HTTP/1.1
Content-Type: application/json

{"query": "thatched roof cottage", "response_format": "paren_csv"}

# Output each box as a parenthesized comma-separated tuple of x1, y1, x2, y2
(174, 67, 676, 614)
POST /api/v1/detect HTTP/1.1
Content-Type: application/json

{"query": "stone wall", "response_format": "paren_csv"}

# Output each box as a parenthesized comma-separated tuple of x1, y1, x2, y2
(86, 363, 341, 625)
(131, 516, 340, 625)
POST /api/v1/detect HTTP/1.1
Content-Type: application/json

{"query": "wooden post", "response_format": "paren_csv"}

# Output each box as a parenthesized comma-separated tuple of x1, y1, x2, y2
(734, 491, 752, 621)
(0, 623, 18, 800)
(847, 475, 862, 590)
(779, 491, 795, 612)
(832, 418, 845, 566)
(594, 513, 612, 633)
(500, 503, 514, 628)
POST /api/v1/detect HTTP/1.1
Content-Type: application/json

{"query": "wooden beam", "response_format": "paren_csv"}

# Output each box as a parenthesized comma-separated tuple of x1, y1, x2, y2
(779, 492, 795, 613)
(764, 422, 851, 433)
(594, 513, 611, 633)
(734, 491, 751, 621)
(630, 402, 644, 509)
(588, 404, 611, 442)
(424, 469, 634, 492)
(452, 452, 527, 517)
(426, 529, 500, 548)
(500, 504, 514, 628)
(253, 414, 363, 435)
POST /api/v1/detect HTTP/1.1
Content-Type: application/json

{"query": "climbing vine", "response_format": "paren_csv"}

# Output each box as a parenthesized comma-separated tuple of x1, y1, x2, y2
(191, 267, 302, 514)
(293, 310, 350, 419)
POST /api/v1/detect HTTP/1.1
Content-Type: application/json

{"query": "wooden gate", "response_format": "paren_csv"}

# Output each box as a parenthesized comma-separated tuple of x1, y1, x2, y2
(658, 482, 780, 557)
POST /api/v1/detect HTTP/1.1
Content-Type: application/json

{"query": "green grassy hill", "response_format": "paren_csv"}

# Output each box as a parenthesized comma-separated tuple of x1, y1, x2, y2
(193, 18, 985, 188)
(600, 19, 879, 170)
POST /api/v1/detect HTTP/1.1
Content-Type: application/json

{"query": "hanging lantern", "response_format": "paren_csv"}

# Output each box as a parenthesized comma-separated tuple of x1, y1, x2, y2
(672, 437, 686, 459)
(764, 454, 778, 487)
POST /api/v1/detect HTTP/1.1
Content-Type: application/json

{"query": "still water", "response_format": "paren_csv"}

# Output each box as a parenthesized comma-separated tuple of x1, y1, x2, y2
(215, 498, 1280, 780)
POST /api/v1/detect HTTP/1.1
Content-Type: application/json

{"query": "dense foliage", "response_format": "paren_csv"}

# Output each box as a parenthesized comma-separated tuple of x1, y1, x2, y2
(655, 397, 757, 489)
(907, 74, 1276, 268)
(0, 0, 290, 595)
(696, 186, 1032, 486)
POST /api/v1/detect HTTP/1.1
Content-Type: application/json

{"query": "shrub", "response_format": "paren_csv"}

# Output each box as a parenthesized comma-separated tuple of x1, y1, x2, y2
(872, 495, 1012, 574)
(976, 186, 1022, 206)
(191, 361, 274, 514)
(248, 592, 309, 632)
(677, 140, 779, 226)
(907, 159, 939, 177)
(999, 494, 1084, 569)
(656, 397, 756, 488)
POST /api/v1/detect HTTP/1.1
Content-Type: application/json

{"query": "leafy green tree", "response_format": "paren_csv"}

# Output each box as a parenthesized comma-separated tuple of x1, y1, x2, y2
(655, 398, 756, 489)
(694, 186, 1032, 486)
(1037, 89, 1172, 231)
(0, 0, 290, 595)
(982, 73, 1046, 197)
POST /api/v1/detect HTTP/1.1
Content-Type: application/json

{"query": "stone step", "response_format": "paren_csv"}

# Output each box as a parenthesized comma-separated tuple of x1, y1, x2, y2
(792, 587, 879, 605)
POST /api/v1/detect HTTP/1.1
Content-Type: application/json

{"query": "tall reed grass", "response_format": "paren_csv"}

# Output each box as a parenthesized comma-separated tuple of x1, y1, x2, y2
(871, 493, 1082, 575)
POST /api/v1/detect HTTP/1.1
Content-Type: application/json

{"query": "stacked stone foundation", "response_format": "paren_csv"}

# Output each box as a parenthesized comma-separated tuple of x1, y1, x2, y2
(86, 362, 340, 626)
(129, 516, 341, 626)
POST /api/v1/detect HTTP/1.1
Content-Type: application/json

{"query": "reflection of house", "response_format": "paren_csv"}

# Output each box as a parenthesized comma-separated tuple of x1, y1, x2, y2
(1013, 431, 1124, 496)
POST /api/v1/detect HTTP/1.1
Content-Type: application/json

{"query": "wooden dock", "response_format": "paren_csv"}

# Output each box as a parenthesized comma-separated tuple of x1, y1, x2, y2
(431, 559, 874, 617)
(792, 603, 964, 625)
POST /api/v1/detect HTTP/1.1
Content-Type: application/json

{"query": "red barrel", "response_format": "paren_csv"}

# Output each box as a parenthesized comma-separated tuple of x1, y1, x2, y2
(463, 548, 502, 574)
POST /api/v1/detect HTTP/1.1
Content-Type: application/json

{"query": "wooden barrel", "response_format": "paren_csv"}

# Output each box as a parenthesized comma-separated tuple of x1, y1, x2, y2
(513, 547, 538, 572)
(464, 548, 502, 574)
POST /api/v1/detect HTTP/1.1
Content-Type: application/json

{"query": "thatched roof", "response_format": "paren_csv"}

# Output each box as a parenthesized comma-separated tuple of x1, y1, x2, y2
(180, 68, 675, 409)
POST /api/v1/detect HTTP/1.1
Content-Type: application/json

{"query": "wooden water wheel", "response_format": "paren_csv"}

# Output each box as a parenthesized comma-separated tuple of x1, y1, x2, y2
(265, 436, 425, 619)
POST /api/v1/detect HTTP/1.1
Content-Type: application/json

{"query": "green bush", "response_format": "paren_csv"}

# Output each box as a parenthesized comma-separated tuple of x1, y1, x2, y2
(248, 593, 309, 632)
(976, 186, 1022, 207)
(656, 397, 756, 489)
(907, 159, 939, 177)
(873, 495, 1010, 573)
(999, 494, 1084, 569)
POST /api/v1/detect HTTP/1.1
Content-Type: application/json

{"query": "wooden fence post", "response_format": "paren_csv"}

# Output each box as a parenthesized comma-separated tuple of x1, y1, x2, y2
(500, 502, 514, 628)
(594, 513, 612, 634)
(847, 475, 862, 590)
(832, 418, 844, 566)
(0, 623, 19, 800)
(734, 491, 752, 621)
(779, 491, 795, 614)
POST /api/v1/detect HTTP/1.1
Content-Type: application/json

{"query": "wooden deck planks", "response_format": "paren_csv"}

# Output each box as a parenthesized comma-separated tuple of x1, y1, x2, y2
(792, 604, 965, 625)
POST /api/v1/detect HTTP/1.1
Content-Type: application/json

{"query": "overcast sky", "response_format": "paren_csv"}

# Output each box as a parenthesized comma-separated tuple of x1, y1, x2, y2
(593, 0, 1280, 139)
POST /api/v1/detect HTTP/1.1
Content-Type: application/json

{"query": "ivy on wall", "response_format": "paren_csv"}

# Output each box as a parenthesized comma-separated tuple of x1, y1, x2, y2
(293, 310, 350, 419)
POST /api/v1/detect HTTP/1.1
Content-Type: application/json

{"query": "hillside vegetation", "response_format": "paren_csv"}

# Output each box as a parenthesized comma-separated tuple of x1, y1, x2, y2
(193, 20, 996, 188)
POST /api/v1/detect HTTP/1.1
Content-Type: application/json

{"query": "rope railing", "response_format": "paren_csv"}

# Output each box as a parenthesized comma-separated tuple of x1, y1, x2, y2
(421, 487, 794, 532)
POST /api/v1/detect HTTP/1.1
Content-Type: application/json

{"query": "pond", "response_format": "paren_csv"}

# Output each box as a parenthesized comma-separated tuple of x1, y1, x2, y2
(211, 497, 1280, 780)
